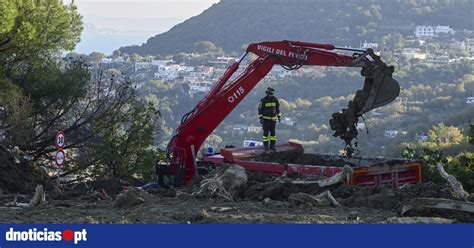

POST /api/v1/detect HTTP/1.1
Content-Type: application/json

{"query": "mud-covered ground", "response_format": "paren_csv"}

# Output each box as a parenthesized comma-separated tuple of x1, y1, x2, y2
(1, 172, 473, 224)
(1, 148, 473, 224)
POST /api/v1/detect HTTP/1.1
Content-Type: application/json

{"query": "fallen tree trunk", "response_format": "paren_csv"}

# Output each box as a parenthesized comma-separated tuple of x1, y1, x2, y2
(436, 163, 470, 201)
(288, 191, 341, 207)
(5, 185, 45, 208)
(291, 165, 353, 187)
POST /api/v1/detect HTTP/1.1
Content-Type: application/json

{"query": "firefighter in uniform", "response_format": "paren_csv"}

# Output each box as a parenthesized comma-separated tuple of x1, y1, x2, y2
(258, 87, 281, 151)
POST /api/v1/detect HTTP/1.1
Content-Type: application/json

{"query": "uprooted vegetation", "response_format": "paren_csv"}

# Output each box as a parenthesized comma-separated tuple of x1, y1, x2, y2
(1, 163, 473, 224)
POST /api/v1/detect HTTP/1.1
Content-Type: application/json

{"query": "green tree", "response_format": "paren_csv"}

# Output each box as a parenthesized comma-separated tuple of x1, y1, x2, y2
(428, 123, 464, 147)
(469, 124, 474, 145)
(0, 0, 82, 75)
(193, 41, 221, 54)
(89, 98, 161, 180)
(130, 53, 142, 62)
(88, 52, 106, 63)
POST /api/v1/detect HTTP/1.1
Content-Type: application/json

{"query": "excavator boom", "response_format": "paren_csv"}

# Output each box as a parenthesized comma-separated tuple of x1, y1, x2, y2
(164, 40, 400, 186)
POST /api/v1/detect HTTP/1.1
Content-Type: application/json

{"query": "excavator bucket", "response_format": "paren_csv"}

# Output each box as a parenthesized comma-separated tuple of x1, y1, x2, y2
(329, 63, 400, 158)
(359, 65, 400, 114)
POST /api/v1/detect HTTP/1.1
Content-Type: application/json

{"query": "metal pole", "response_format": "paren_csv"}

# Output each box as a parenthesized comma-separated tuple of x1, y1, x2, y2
(191, 145, 199, 177)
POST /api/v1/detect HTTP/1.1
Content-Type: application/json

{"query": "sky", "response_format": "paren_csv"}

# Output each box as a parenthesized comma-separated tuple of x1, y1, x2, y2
(74, 0, 219, 54)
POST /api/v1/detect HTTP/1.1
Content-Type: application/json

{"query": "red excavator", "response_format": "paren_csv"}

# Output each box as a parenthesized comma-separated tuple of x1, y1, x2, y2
(160, 40, 401, 187)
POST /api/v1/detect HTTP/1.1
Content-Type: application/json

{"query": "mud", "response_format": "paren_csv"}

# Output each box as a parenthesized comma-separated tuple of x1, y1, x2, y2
(329, 90, 369, 157)
(1, 170, 472, 224)
(254, 150, 354, 167)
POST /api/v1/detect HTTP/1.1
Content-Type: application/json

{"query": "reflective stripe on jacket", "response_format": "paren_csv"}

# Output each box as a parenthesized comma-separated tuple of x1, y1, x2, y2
(258, 95, 280, 121)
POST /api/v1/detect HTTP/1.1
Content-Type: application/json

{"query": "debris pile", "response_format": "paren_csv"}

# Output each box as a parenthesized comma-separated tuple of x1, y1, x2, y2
(255, 150, 354, 167)
(193, 165, 248, 200)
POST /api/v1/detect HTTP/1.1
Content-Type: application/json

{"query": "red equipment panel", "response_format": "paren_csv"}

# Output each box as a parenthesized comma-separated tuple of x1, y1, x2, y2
(205, 142, 424, 188)
(220, 142, 304, 163)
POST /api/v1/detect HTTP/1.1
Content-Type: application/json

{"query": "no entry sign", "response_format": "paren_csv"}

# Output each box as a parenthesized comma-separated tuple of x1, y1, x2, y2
(55, 131, 65, 149)
(55, 150, 65, 167)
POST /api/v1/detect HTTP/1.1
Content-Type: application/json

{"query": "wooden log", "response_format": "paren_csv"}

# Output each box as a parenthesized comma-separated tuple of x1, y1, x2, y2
(436, 163, 470, 201)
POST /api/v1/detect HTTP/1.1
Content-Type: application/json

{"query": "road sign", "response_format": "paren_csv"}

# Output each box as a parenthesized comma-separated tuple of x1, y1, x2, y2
(55, 131, 65, 149)
(55, 150, 65, 167)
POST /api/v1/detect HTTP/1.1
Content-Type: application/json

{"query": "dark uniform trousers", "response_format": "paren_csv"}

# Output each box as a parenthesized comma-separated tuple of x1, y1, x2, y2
(262, 119, 277, 150)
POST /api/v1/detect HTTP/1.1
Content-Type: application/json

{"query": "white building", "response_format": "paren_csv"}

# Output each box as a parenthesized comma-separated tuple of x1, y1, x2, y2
(415, 25, 455, 38)
(231, 124, 248, 131)
(384, 130, 399, 138)
(134, 61, 153, 71)
(415, 26, 435, 37)
(434, 25, 455, 35)
(247, 126, 262, 133)
(189, 81, 213, 93)
(466, 97, 474, 104)
(208, 56, 236, 66)
(401, 48, 427, 60)
(151, 59, 173, 67)
(154, 64, 184, 81)
(415, 133, 429, 142)
(100, 58, 113, 64)
(362, 41, 379, 49)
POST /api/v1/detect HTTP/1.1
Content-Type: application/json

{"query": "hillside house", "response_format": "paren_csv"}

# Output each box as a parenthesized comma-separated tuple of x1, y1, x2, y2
(415, 25, 455, 38)
(401, 48, 427, 60)
(189, 81, 213, 94)
(208, 57, 236, 67)
(362, 41, 379, 49)
(466, 97, 474, 104)
(415, 133, 429, 142)
(384, 130, 399, 138)
(247, 126, 262, 133)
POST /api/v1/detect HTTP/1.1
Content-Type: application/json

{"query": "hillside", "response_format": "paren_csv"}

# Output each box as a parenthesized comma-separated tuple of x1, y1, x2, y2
(119, 0, 473, 56)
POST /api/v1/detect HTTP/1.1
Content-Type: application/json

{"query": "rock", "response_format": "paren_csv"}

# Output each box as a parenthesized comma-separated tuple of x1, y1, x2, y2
(209, 207, 238, 212)
(219, 165, 248, 196)
(193, 165, 247, 200)
(263, 197, 290, 208)
(245, 180, 289, 200)
(115, 190, 146, 208)
(191, 209, 210, 222)
(348, 211, 360, 221)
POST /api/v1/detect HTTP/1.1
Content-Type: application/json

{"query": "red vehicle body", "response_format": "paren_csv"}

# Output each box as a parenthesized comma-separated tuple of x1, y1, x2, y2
(203, 142, 423, 188)
(163, 40, 401, 186)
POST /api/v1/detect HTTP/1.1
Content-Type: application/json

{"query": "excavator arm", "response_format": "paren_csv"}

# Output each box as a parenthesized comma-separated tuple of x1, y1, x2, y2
(164, 40, 400, 186)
